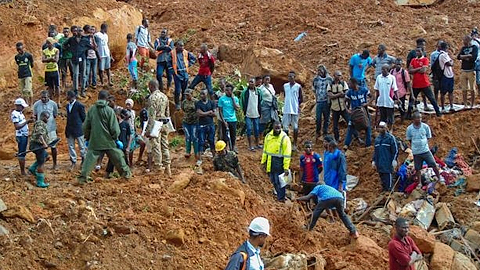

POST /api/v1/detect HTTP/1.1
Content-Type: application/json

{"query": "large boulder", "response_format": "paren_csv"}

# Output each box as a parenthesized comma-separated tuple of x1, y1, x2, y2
(408, 225, 436, 254)
(430, 242, 454, 270)
(72, 5, 143, 65)
(467, 174, 480, 192)
(451, 252, 476, 270)
(240, 47, 308, 90)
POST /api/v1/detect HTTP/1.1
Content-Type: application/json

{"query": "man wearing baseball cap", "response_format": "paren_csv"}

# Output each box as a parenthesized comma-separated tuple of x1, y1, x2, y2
(11, 98, 34, 175)
(213, 140, 245, 183)
(372, 121, 398, 191)
(224, 217, 270, 270)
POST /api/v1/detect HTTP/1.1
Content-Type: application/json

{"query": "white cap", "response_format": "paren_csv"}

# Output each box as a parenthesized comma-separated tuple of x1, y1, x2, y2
(14, 98, 28, 108)
(248, 217, 270, 235)
(378, 121, 387, 127)
(125, 98, 134, 106)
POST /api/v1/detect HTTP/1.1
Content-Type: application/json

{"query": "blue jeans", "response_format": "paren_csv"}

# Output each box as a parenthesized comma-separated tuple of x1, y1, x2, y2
(173, 75, 189, 106)
(84, 58, 98, 88)
(198, 124, 215, 153)
(72, 61, 86, 94)
(16, 136, 28, 160)
(315, 101, 330, 136)
(222, 121, 237, 151)
(156, 61, 172, 90)
(344, 119, 371, 147)
(269, 172, 286, 201)
(245, 117, 260, 137)
(189, 75, 213, 96)
(183, 123, 198, 155)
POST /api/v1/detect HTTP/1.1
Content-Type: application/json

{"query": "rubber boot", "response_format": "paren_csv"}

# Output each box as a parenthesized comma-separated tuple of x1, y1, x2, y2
(36, 173, 49, 188)
(28, 162, 38, 176)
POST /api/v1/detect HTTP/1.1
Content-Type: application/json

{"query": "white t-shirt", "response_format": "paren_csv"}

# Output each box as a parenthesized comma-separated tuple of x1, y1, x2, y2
(259, 84, 276, 103)
(246, 90, 260, 118)
(439, 51, 454, 78)
(11, 110, 29, 136)
(94, 32, 110, 58)
(283, 82, 301, 115)
(374, 74, 397, 108)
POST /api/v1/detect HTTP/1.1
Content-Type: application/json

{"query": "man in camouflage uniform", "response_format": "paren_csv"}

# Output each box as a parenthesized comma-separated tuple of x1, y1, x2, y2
(213, 140, 245, 183)
(145, 79, 171, 176)
(29, 111, 50, 188)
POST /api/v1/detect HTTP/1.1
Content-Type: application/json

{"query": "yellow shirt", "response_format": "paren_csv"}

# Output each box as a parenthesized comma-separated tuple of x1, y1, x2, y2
(42, 48, 59, 72)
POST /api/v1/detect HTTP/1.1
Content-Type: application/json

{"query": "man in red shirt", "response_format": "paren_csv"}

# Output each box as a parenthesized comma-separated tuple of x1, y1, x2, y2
(388, 218, 423, 270)
(408, 47, 442, 117)
(188, 43, 215, 98)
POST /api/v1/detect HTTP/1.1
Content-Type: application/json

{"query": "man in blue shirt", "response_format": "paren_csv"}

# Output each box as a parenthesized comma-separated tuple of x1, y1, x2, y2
(349, 50, 372, 89)
(372, 121, 398, 191)
(218, 84, 240, 152)
(295, 183, 358, 238)
(344, 78, 372, 149)
(323, 137, 347, 191)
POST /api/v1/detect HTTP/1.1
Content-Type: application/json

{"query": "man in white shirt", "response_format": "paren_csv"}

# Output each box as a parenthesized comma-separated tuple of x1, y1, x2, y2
(94, 23, 113, 87)
(374, 65, 398, 131)
(135, 19, 154, 71)
(282, 71, 303, 151)
(439, 42, 455, 112)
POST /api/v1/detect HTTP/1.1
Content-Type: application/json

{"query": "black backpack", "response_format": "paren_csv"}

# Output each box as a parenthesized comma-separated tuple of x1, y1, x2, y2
(431, 52, 444, 80)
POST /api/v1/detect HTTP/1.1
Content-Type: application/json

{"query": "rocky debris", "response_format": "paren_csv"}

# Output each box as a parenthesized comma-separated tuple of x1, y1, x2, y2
(1, 205, 35, 223)
(345, 235, 386, 258)
(467, 174, 480, 192)
(464, 229, 480, 250)
(0, 198, 7, 212)
(451, 252, 477, 270)
(0, 224, 9, 236)
(263, 253, 308, 270)
(435, 203, 455, 231)
(168, 172, 192, 193)
(212, 178, 245, 205)
(409, 225, 436, 254)
(165, 228, 185, 246)
(430, 242, 455, 270)
(110, 223, 135, 235)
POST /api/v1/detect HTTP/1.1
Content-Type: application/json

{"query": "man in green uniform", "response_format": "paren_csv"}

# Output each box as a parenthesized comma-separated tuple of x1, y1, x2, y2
(213, 140, 245, 183)
(29, 111, 50, 188)
(145, 80, 171, 176)
(78, 90, 131, 184)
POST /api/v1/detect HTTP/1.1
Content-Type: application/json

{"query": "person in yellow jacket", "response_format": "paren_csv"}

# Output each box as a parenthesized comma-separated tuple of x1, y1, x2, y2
(261, 121, 292, 202)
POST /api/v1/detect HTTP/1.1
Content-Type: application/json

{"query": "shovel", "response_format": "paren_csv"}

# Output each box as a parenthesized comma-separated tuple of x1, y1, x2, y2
(15, 138, 61, 157)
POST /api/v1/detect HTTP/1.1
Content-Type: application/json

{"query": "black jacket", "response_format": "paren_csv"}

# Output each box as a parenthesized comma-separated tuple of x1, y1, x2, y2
(63, 36, 91, 64)
(65, 100, 86, 138)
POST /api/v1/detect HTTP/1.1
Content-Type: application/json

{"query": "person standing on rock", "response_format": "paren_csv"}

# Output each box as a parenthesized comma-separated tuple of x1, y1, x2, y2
(457, 35, 477, 108)
(11, 98, 34, 175)
(406, 38, 430, 113)
(154, 28, 174, 91)
(168, 40, 196, 110)
(261, 121, 292, 202)
(79, 90, 132, 184)
(295, 183, 358, 238)
(282, 71, 303, 152)
(145, 80, 171, 176)
(224, 217, 270, 270)
(374, 64, 398, 131)
(33, 91, 59, 170)
(58, 27, 73, 90)
(95, 23, 113, 87)
(372, 44, 396, 80)
(135, 19, 154, 71)
(29, 111, 51, 188)
(312, 65, 332, 141)
(15, 42, 34, 106)
(218, 83, 240, 152)
(196, 89, 216, 158)
(189, 43, 216, 98)
(65, 90, 86, 171)
(409, 47, 442, 117)
(258, 75, 278, 138)
(327, 70, 349, 143)
(213, 140, 245, 183)
(438, 42, 455, 112)
(372, 121, 398, 192)
(42, 37, 61, 104)
(344, 78, 371, 149)
(406, 112, 443, 188)
(241, 78, 262, 151)
(63, 25, 91, 97)
(349, 50, 372, 90)
(388, 217, 422, 270)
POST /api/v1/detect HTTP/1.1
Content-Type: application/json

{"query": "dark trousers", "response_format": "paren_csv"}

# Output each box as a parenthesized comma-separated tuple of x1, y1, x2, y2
(309, 197, 356, 233)
(332, 109, 349, 141)
(409, 87, 441, 116)
(379, 172, 393, 191)
(315, 101, 330, 136)
(269, 172, 286, 201)
(221, 121, 237, 151)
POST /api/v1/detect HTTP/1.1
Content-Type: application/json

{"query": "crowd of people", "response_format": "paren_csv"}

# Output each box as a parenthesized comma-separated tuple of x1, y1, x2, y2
(10, 20, 480, 270)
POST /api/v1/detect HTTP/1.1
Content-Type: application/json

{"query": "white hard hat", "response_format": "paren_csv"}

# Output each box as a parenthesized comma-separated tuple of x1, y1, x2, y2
(248, 217, 270, 236)
(14, 98, 28, 108)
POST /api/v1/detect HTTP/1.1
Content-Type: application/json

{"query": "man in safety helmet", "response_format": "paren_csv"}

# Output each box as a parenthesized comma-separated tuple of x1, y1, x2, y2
(224, 217, 270, 270)
(213, 140, 245, 183)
